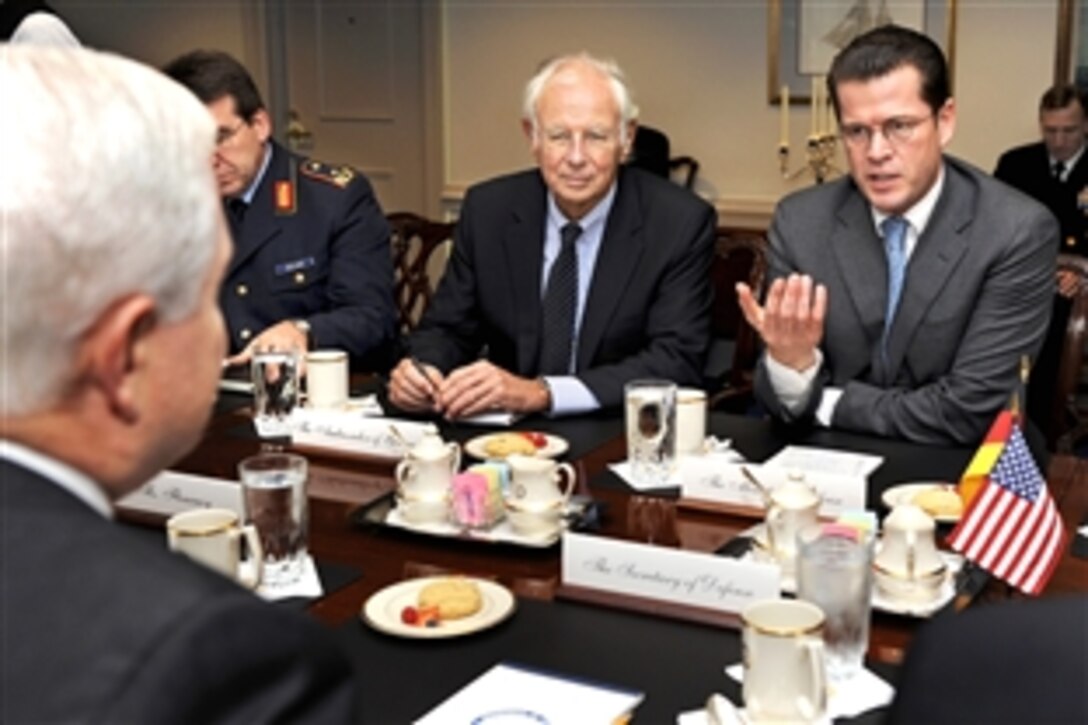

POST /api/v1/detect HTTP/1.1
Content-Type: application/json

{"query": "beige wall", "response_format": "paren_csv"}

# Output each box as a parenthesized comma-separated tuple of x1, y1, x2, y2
(48, 0, 1063, 227)
(442, 0, 1061, 226)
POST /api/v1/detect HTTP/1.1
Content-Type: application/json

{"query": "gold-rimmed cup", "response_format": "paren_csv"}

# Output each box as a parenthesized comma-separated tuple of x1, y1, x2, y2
(741, 599, 828, 723)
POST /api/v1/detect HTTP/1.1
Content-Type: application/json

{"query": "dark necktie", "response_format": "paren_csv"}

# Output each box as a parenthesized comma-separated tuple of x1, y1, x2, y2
(539, 222, 582, 375)
(1053, 161, 1066, 181)
(227, 198, 247, 239)
(881, 216, 908, 363)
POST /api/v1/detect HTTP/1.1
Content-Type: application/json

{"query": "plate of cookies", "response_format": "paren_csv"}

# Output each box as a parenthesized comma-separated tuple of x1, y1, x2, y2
(362, 576, 516, 638)
(464, 431, 569, 460)
(882, 482, 964, 523)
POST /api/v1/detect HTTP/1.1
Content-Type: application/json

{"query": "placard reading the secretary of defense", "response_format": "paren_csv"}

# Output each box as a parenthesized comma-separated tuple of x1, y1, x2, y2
(561, 532, 779, 613)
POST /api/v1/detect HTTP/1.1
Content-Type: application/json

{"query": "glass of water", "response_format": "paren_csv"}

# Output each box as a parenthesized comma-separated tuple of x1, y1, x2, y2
(238, 452, 309, 587)
(796, 523, 874, 681)
(624, 380, 677, 487)
(251, 350, 300, 438)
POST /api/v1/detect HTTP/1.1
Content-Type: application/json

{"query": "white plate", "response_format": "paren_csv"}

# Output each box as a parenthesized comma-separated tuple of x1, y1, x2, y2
(881, 482, 961, 523)
(361, 576, 516, 638)
(464, 432, 569, 460)
(384, 505, 563, 548)
(737, 524, 962, 618)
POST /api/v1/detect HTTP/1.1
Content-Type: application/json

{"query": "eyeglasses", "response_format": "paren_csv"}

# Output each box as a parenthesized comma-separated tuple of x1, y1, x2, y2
(839, 115, 934, 149)
(215, 120, 247, 147)
(540, 127, 619, 153)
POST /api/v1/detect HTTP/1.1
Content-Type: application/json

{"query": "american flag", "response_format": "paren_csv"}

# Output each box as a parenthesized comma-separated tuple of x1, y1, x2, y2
(947, 426, 1068, 596)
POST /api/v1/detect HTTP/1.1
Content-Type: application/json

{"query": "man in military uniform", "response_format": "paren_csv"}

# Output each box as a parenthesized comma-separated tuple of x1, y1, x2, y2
(165, 50, 395, 370)
(995, 84, 1088, 441)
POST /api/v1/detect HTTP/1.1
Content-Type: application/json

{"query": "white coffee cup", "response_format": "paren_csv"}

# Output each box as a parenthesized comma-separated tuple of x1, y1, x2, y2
(394, 433, 461, 500)
(764, 477, 821, 564)
(305, 349, 349, 409)
(742, 599, 828, 723)
(167, 508, 262, 588)
(505, 497, 564, 539)
(506, 455, 575, 509)
(675, 387, 707, 455)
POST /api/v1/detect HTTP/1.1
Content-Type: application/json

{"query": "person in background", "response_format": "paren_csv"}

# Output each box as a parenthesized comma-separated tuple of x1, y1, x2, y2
(1, 46, 355, 722)
(164, 50, 396, 371)
(737, 25, 1057, 445)
(994, 84, 1088, 441)
(389, 52, 715, 419)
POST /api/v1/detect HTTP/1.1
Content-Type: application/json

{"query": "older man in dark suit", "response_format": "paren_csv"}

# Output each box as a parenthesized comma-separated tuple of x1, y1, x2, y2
(389, 52, 715, 418)
(738, 25, 1057, 446)
(1, 46, 354, 722)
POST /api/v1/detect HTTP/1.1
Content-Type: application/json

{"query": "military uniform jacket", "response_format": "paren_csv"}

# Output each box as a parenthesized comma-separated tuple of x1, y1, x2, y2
(994, 140, 1088, 256)
(223, 140, 396, 367)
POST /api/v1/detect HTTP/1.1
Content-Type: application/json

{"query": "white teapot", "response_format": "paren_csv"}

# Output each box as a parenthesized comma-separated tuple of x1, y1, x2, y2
(764, 475, 821, 564)
(874, 503, 946, 602)
(394, 433, 460, 500)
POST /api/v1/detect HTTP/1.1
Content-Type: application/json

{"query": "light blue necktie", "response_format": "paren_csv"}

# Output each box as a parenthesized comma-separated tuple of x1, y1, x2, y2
(881, 216, 908, 361)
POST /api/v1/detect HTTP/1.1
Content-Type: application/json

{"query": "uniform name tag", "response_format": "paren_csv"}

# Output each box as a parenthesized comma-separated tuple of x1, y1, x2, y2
(274, 257, 316, 275)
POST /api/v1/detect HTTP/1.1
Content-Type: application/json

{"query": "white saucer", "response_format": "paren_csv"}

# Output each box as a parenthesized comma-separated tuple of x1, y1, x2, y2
(464, 432, 569, 460)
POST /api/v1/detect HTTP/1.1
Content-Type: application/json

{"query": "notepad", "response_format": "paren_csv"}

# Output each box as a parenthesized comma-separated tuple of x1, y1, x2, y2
(415, 662, 643, 724)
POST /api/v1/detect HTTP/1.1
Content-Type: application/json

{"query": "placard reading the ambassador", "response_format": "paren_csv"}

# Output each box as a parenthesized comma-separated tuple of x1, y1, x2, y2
(561, 532, 780, 613)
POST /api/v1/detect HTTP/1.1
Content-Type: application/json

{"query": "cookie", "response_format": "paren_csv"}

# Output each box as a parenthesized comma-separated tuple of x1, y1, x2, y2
(418, 578, 483, 620)
(912, 488, 963, 518)
(484, 433, 536, 458)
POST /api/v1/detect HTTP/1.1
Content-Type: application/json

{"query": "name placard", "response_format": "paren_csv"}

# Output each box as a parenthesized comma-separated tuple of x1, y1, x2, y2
(681, 462, 866, 517)
(117, 471, 244, 518)
(291, 414, 438, 460)
(561, 532, 779, 615)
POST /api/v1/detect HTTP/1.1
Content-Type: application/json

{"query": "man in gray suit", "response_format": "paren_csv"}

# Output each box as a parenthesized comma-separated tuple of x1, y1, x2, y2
(738, 25, 1057, 445)
(1, 47, 354, 721)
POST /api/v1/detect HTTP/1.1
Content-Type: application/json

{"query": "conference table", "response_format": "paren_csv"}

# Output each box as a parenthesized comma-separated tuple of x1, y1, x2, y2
(160, 387, 1088, 723)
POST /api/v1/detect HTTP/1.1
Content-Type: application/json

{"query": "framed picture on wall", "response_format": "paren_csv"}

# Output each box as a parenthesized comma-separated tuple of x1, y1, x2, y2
(1054, 0, 1088, 88)
(767, 0, 958, 105)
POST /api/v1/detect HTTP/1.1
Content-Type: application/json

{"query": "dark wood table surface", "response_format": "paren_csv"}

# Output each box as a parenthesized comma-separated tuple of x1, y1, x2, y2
(162, 390, 1088, 722)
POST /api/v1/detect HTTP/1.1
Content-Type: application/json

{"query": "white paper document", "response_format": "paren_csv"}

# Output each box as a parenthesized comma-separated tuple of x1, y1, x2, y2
(416, 662, 643, 725)
(764, 445, 883, 478)
(457, 410, 523, 427)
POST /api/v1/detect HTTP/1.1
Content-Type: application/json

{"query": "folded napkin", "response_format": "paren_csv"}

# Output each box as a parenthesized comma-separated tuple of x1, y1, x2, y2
(725, 663, 894, 719)
(256, 554, 324, 601)
(610, 445, 743, 492)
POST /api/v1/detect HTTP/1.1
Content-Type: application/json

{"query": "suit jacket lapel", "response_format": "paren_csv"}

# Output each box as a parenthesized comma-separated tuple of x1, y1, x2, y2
(503, 174, 548, 376)
(884, 167, 972, 378)
(227, 143, 285, 277)
(577, 169, 645, 370)
(829, 189, 886, 357)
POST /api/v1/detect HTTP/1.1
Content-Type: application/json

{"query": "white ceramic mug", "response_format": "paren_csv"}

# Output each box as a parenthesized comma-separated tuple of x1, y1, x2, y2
(742, 599, 828, 723)
(764, 477, 821, 564)
(506, 455, 575, 509)
(394, 433, 460, 500)
(167, 508, 262, 588)
(675, 387, 707, 455)
(305, 349, 349, 409)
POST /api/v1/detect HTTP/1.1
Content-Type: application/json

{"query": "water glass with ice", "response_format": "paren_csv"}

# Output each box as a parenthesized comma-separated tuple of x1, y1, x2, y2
(238, 452, 309, 586)
(624, 380, 677, 486)
(796, 523, 874, 682)
(251, 350, 300, 437)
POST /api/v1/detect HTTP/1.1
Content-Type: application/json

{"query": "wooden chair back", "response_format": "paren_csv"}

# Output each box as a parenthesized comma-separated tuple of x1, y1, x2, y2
(388, 212, 454, 333)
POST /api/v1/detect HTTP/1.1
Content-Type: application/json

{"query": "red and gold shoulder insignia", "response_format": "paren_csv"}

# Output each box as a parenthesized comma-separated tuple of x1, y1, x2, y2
(300, 159, 355, 189)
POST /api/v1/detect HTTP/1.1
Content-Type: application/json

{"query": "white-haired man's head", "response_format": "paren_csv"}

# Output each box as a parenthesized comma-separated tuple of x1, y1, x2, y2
(1, 46, 222, 420)
(521, 52, 639, 221)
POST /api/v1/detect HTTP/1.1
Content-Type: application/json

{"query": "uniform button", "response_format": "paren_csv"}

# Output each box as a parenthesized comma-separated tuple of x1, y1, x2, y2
(236, 284, 248, 296)
(294, 271, 305, 284)
(240, 328, 252, 341)
(1067, 236, 1077, 247)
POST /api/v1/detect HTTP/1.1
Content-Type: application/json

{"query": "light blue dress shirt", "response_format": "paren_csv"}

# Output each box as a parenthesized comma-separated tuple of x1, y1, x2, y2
(238, 142, 272, 204)
(540, 183, 617, 415)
